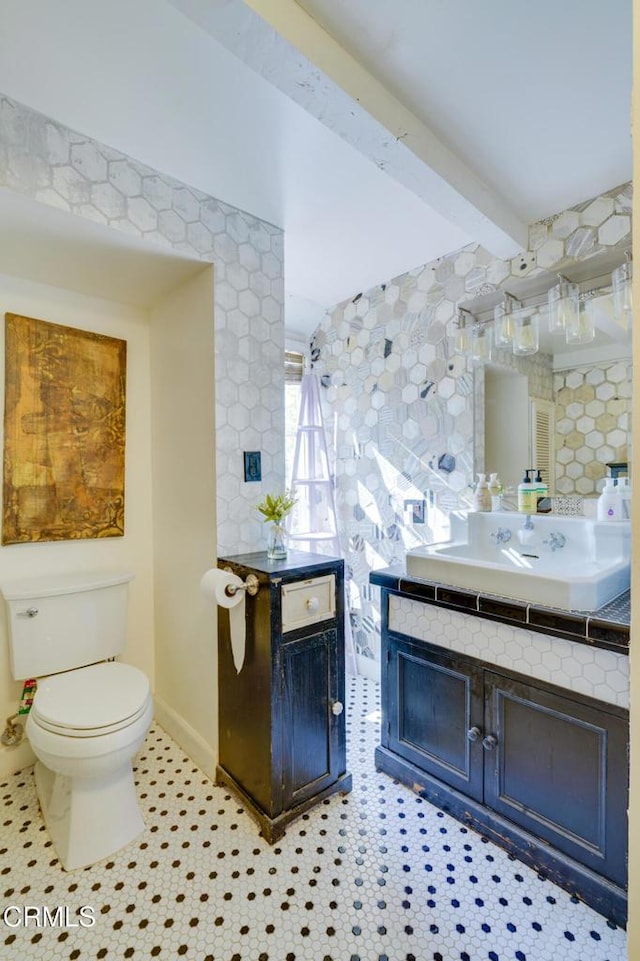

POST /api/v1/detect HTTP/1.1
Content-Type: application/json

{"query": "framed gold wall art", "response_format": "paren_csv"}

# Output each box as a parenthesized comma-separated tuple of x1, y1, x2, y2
(3, 313, 127, 544)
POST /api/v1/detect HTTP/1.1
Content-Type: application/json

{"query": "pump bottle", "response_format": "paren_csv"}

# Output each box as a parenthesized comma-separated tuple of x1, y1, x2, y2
(533, 469, 550, 513)
(473, 473, 492, 512)
(517, 470, 536, 514)
(597, 479, 621, 522)
(488, 473, 502, 511)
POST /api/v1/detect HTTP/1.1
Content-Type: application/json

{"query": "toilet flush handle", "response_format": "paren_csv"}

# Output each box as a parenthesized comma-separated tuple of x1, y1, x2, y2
(17, 607, 38, 618)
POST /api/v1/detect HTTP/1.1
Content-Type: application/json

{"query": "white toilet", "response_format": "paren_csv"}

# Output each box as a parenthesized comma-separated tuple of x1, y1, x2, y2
(2, 570, 153, 870)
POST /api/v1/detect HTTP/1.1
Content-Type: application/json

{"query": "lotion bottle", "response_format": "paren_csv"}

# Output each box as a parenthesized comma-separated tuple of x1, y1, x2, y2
(533, 469, 550, 513)
(473, 473, 492, 512)
(517, 470, 536, 514)
(488, 473, 502, 511)
(618, 477, 631, 520)
(597, 479, 621, 522)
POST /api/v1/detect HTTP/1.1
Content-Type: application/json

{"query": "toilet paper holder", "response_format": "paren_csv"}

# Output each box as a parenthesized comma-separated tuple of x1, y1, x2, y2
(223, 570, 260, 598)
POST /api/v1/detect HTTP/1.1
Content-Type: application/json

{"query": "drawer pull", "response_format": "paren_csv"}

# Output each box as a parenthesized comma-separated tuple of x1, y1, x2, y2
(331, 701, 344, 716)
(305, 597, 320, 612)
(467, 726, 482, 743)
(482, 734, 498, 751)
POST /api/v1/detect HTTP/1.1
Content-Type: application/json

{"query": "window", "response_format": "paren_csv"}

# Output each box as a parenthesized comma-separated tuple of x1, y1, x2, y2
(284, 351, 304, 486)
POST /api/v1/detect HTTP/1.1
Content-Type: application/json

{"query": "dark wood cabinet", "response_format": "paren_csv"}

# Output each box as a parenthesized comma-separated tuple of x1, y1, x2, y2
(387, 638, 484, 800)
(216, 551, 352, 842)
(376, 600, 628, 924)
(483, 670, 627, 889)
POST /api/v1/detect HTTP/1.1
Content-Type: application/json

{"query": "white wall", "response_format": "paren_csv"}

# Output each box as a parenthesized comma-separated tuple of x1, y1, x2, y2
(0, 272, 155, 777)
(149, 266, 218, 777)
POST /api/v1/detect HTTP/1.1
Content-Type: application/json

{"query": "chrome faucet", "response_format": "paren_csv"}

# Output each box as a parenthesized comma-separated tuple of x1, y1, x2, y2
(490, 527, 512, 545)
(544, 531, 566, 552)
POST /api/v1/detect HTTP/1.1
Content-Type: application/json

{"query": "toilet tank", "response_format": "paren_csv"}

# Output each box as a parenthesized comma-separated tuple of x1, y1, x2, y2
(2, 570, 134, 680)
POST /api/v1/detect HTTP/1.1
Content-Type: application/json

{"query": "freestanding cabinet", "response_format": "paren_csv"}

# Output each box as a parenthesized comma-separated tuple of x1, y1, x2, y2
(216, 551, 352, 842)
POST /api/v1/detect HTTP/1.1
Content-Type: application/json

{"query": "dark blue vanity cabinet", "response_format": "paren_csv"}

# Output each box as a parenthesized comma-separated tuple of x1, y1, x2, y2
(373, 574, 629, 925)
(216, 551, 352, 842)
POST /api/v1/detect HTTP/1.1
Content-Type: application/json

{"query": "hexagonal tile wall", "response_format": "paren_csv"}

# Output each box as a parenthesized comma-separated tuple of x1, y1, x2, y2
(554, 362, 631, 495)
(312, 183, 631, 664)
(0, 93, 285, 557)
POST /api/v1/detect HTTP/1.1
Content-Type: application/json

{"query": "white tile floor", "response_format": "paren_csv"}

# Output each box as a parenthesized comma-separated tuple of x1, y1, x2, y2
(0, 676, 627, 961)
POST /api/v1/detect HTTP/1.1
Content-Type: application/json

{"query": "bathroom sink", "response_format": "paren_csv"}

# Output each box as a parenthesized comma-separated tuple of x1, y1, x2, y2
(406, 511, 630, 612)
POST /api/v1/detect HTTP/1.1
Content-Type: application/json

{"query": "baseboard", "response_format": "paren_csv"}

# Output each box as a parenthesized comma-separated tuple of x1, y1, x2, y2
(152, 695, 217, 781)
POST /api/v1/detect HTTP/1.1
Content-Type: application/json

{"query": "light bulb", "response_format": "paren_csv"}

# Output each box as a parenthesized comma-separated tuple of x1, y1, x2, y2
(548, 278, 579, 334)
(471, 324, 493, 365)
(565, 303, 594, 344)
(612, 261, 633, 319)
(494, 303, 515, 347)
(513, 315, 539, 355)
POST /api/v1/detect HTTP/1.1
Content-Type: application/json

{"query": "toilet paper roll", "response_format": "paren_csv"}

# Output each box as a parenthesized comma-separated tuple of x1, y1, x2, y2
(200, 568, 246, 673)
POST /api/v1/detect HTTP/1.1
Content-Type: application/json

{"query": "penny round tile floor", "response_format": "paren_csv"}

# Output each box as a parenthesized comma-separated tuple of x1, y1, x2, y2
(0, 676, 626, 960)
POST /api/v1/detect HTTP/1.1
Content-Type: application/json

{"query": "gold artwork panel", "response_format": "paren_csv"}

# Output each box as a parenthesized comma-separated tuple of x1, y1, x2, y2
(3, 313, 126, 544)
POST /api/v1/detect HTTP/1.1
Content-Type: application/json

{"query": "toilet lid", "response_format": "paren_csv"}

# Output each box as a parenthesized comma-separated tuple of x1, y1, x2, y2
(32, 662, 150, 733)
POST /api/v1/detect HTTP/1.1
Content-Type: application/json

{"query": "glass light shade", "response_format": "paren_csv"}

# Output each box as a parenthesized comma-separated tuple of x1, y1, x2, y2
(548, 279, 579, 334)
(512, 314, 539, 355)
(612, 261, 633, 320)
(565, 302, 595, 345)
(471, 323, 493, 364)
(494, 301, 516, 347)
(454, 313, 471, 354)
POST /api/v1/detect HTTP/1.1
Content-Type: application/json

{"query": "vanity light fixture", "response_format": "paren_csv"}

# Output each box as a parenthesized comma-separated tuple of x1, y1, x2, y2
(612, 253, 633, 323)
(454, 308, 472, 354)
(493, 292, 520, 347)
(548, 274, 580, 335)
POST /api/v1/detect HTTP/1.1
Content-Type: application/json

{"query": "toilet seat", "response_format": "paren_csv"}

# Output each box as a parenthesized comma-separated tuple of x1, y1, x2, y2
(31, 661, 151, 738)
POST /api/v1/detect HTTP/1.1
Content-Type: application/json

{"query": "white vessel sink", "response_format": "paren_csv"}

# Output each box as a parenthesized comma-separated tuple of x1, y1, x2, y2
(406, 511, 630, 612)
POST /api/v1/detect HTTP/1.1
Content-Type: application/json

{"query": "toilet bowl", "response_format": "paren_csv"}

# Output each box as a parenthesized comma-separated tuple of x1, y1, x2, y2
(1, 570, 153, 871)
(26, 661, 153, 870)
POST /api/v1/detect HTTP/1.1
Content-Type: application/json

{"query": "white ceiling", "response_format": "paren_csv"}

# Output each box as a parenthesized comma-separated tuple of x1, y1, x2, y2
(0, 0, 632, 345)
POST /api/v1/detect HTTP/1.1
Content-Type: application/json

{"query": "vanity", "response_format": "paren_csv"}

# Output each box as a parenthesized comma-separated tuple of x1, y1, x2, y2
(371, 515, 629, 925)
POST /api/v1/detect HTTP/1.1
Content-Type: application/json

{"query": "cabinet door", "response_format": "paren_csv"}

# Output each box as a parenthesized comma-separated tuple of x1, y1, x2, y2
(281, 626, 345, 810)
(483, 671, 628, 887)
(387, 637, 484, 800)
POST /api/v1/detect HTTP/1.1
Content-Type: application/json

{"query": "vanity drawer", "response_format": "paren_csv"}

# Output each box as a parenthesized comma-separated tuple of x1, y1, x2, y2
(282, 574, 335, 632)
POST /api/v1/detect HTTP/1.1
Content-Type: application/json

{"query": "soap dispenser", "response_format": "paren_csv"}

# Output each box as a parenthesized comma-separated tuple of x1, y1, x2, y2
(533, 469, 550, 513)
(517, 470, 536, 514)
(473, 473, 492, 512)
(488, 473, 502, 511)
(597, 479, 621, 522)
(618, 477, 631, 520)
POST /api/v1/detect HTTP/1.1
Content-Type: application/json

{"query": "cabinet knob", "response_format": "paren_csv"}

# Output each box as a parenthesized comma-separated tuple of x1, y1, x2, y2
(482, 735, 498, 751)
(331, 701, 344, 716)
(467, 726, 482, 743)
(17, 607, 38, 618)
(305, 596, 319, 612)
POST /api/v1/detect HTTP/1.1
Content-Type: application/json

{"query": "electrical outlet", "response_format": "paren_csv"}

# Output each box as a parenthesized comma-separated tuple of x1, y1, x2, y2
(404, 499, 425, 524)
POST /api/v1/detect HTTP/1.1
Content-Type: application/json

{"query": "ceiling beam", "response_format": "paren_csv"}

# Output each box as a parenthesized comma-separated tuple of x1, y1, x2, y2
(229, 0, 528, 258)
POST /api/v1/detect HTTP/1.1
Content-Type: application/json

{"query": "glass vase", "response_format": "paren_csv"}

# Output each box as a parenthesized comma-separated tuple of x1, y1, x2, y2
(267, 523, 288, 560)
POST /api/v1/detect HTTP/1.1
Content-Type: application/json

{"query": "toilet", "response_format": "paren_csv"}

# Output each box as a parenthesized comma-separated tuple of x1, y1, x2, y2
(2, 570, 153, 870)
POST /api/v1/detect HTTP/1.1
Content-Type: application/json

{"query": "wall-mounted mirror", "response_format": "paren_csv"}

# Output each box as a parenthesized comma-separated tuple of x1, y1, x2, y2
(468, 250, 632, 499)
